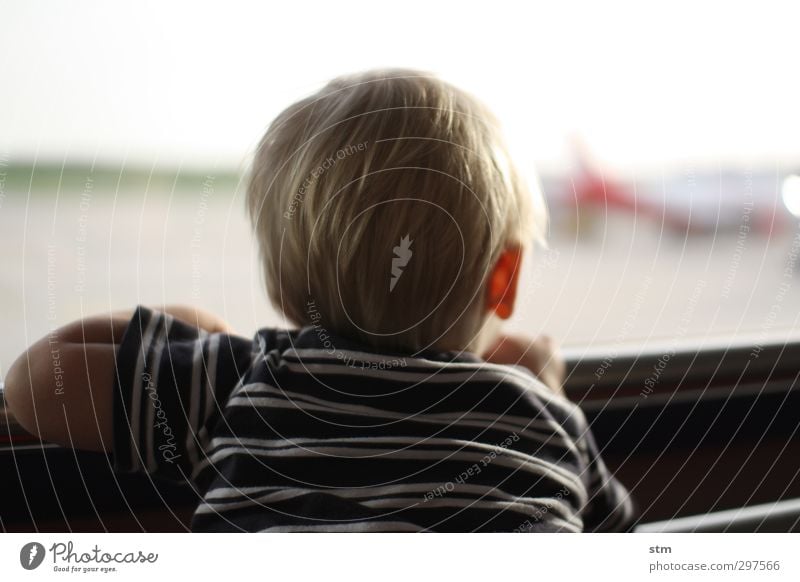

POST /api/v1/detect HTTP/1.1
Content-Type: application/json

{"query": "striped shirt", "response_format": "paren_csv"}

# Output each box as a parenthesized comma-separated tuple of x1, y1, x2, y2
(112, 306, 635, 532)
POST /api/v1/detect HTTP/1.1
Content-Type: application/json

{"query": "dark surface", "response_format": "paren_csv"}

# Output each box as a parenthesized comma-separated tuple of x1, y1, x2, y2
(0, 446, 195, 531)
(572, 338, 800, 525)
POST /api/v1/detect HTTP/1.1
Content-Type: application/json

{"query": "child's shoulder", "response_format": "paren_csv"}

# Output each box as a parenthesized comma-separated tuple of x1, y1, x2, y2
(252, 325, 584, 426)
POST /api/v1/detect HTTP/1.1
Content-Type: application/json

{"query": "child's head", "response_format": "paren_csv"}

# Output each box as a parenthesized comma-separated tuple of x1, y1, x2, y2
(247, 69, 547, 353)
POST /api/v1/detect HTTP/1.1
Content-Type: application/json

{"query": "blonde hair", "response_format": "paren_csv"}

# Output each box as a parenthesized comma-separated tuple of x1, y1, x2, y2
(247, 69, 546, 353)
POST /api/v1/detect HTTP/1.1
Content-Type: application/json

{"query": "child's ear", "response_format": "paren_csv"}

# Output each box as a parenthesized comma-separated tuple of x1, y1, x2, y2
(485, 246, 524, 320)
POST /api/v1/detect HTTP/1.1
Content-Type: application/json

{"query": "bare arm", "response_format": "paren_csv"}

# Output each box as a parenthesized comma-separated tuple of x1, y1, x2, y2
(3, 306, 231, 452)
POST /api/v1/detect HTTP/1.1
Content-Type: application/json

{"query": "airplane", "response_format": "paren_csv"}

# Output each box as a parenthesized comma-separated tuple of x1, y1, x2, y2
(541, 139, 800, 238)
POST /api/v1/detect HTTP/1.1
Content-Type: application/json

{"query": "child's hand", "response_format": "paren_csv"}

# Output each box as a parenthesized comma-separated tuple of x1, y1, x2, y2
(482, 334, 566, 396)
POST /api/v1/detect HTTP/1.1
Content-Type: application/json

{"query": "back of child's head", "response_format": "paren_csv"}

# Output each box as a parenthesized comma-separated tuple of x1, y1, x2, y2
(247, 69, 546, 353)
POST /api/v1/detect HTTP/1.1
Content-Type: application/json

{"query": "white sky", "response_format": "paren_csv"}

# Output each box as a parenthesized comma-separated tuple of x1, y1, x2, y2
(1, 0, 799, 174)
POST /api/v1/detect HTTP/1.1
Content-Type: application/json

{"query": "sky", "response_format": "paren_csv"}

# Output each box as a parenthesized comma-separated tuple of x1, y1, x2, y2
(1, 0, 799, 175)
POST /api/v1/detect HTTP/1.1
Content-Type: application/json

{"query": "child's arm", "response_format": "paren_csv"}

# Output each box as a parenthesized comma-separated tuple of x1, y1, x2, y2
(4, 306, 231, 453)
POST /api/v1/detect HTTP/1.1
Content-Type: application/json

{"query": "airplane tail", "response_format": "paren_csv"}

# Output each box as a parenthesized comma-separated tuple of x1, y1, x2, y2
(569, 136, 636, 210)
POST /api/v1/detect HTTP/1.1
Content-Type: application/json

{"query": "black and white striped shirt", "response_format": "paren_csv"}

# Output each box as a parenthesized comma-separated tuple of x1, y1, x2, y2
(113, 306, 635, 532)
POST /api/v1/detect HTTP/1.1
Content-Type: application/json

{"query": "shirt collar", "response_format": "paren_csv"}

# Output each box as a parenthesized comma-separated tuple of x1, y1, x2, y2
(290, 325, 483, 365)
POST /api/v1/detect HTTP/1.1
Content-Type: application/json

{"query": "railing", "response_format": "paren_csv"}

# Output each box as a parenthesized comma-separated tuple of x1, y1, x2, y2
(564, 335, 800, 527)
(1, 333, 798, 531)
(636, 497, 800, 533)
